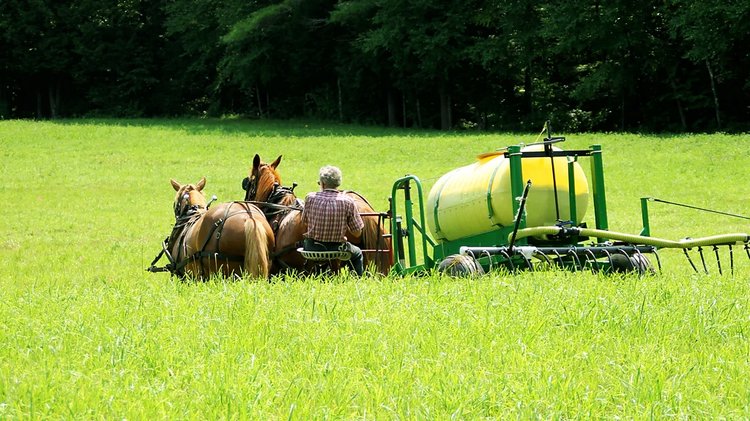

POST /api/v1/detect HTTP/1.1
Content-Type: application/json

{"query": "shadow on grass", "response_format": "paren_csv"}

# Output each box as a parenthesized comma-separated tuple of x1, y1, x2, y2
(44, 117, 471, 138)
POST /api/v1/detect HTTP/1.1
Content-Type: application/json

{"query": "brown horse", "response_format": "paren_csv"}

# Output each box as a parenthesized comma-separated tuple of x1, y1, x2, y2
(243, 154, 307, 273)
(165, 177, 275, 279)
(243, 154, 392, 275)
(342, 190, 393, 275)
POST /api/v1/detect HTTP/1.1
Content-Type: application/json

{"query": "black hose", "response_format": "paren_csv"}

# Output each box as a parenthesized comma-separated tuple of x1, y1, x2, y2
(508, 180, 532, 255)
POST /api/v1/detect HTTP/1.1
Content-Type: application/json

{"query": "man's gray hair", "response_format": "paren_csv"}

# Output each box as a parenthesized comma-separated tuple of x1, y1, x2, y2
(319, 165, 342, 188)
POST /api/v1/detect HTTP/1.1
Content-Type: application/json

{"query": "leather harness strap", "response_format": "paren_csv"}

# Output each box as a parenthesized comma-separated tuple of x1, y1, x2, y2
(151, 202, 260, 278)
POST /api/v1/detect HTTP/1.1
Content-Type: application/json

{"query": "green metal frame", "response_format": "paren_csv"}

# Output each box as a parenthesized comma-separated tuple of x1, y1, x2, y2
(388, 142, 613, 275)
(389, 176, 434, 275)
(639, 197, 651, 237)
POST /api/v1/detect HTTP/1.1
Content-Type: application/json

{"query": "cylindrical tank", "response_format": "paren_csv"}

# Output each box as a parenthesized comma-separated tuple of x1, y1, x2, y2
(426, 145, 589, 242)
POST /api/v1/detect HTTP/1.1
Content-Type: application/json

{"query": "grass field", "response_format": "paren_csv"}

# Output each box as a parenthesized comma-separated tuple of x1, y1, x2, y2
(1, 118, 750, 418)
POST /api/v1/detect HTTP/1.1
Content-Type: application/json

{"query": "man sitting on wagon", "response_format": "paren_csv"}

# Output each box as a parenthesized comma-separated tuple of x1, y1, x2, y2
(301, 165, 365, 276)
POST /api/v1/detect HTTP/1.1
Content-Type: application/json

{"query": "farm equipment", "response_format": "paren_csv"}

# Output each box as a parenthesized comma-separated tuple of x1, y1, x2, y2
(388, 124, 750, 276)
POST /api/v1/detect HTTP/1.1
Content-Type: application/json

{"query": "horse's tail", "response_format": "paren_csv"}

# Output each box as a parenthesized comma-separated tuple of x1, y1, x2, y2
(244, 215, 271, 279)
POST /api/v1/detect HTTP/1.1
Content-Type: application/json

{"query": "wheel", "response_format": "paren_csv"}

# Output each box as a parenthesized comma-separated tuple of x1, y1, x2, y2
(437, 254, 485, 277)
(610, 253, 654, 275)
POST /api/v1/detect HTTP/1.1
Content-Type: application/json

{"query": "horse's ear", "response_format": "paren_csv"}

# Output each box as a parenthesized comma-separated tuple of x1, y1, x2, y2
(271, 155, 282, 169)
(252, 154, 261, 171)
(196, 177, 206, 191)
(171, 179, 181, 191)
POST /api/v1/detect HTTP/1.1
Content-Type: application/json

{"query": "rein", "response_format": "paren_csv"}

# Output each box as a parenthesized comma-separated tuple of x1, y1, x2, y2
(147, 207, 203, 275)
(245, 183, 303, 223)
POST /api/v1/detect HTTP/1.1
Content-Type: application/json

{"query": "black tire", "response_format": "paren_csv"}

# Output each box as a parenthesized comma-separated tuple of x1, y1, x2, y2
(610, 253, 654, 275)
(437, 254, 485, 277)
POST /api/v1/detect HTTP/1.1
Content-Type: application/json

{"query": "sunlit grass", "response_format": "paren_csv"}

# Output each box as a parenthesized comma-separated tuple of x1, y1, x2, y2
(1, 119, 749, 418)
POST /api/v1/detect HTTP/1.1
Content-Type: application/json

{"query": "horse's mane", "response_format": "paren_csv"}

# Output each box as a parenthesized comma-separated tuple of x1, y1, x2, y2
(255, 164, 282, 202)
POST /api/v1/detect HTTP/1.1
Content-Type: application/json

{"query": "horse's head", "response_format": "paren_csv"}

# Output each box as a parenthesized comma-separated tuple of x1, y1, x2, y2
(242, 154, 282, 201)
(171, 177, 208, 218)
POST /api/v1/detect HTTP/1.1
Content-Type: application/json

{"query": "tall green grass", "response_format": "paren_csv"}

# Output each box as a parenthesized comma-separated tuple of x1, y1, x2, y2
(1, 119, 749, 418)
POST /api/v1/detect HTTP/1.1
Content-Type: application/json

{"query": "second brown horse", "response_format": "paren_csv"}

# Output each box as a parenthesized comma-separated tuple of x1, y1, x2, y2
(243, 154, 392, 275)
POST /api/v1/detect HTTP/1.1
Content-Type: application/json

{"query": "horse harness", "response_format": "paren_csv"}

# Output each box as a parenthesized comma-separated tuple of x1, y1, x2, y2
(243, 180, 307, 269)
(148, 201, 257, 278)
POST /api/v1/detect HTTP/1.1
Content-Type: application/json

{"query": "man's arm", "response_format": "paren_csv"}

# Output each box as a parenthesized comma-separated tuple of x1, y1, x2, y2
(346, 200, 365, 240)
(301, 192, 314, 225)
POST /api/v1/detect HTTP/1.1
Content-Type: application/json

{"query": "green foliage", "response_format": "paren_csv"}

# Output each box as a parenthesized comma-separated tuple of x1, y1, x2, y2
(2, 0, 750, 129)
(1, 119, 750, 417)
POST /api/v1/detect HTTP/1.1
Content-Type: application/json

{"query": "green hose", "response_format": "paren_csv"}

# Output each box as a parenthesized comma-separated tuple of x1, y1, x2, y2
(511, 226, 750, 249)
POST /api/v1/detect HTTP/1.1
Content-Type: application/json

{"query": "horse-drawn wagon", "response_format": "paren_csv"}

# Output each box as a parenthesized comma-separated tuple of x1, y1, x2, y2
(149, 124, 749, 279)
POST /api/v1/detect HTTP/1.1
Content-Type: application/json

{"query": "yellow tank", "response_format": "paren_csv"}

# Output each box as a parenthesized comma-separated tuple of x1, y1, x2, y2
(426, 145, 589, 241)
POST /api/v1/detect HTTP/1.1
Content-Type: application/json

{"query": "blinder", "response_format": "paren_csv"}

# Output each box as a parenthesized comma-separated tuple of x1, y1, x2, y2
(174, 191, 202, 219)
(242, 176, 257, 201)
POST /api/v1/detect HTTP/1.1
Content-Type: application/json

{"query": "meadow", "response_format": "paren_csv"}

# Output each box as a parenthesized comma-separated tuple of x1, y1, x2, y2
(1, 118, 749, 418)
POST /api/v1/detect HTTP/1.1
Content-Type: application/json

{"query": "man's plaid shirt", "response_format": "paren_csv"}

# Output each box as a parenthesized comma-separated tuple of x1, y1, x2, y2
(302, 189, 364, 242)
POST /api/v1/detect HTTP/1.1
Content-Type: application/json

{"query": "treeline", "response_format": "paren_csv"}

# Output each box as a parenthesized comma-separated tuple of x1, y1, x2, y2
(2, 0, 748, 132)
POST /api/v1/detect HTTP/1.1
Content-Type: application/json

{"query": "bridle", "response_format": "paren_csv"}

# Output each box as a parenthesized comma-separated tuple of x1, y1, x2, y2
(148, 188, 207, 276)
(174, 190, 205, 220)
(150, 189, 249, 278)
(242, 164, 299, 208)
(241, 175, 258, 202)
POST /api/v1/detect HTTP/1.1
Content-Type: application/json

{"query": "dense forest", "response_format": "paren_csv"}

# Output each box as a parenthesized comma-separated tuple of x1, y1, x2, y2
(1, 0, 748, 132)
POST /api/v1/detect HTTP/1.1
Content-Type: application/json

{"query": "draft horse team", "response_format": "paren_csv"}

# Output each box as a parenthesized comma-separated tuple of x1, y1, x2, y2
(148, 155, 391, 280)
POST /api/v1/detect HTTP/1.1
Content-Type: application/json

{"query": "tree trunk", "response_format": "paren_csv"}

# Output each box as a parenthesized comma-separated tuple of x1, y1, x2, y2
(705, 59, 721, 130)
(416, 98, 422, 128)
(255, 85, 264, 119)
(387, 89, 397, 127)
(0, 85, 9, 119)
(524, 65, 533, 118)
(266, 91, 270, 118)
(36, 89, 43, 119)
(669, 78, 687, 131)
(402, 92, 407, 128)
(439, 86, 451, 130)
(48, 82, 60, 119)
(337, 77, 343, 122)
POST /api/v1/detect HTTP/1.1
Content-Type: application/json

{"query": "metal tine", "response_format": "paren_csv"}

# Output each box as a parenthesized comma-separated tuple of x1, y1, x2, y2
(617, 249, 634, 272)
(633, 248, 648, 275)
(535, 251, 553, 269)
(745, 244, 750, 261)
(567, 249, 581, 271)
(729, 245, 734, 276)
(466, 249, 477, 265)
(466, 249, 484, 274)
(552, 249, 563, 269)
(602, 249, 614, 273)
(500, 250, 515, 272)
(584, 249, 598, 272)
(652, 249, 662, 272)
(698, 246, 708, 274)
(520, 253, 534, 271)
(683, 249, 698, 273)
(481, 250, 493, 272)
(712, 245, 722, 275)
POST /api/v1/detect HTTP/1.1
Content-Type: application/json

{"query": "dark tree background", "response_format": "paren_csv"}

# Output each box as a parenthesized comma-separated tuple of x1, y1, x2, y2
(2, 0, 748, 131)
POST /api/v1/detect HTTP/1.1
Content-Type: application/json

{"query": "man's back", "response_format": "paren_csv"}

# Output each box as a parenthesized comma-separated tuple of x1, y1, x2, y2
(303, 190, 363, 243)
